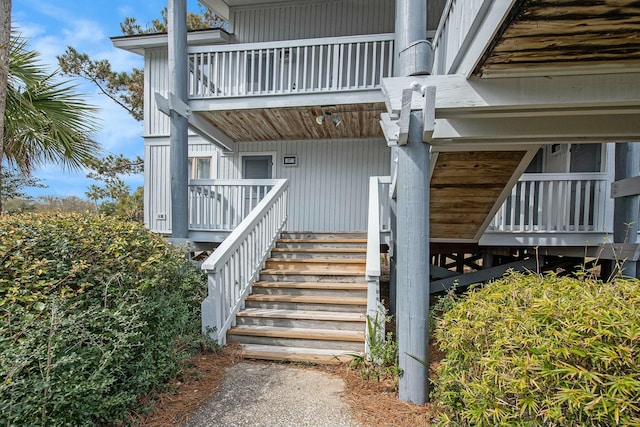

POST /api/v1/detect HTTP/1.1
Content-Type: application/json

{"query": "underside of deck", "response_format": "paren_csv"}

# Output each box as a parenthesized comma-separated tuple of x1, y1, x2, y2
(430, 150, 529, 241)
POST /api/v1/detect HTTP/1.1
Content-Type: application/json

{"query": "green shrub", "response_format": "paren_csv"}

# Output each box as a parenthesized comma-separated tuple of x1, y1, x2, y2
(433, 272, 640, 427)
(0, 213, 207, 426)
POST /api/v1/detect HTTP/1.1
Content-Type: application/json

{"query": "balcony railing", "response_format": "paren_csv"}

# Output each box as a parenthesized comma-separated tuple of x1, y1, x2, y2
(188, 33, 394, 98)
(188, 179, 278, 231)
(487, 173, 609, 233)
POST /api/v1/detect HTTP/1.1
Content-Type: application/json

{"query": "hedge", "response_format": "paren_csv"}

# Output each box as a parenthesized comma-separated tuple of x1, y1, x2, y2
(433, 272, 640, 426)
(0, 213, 208, 426)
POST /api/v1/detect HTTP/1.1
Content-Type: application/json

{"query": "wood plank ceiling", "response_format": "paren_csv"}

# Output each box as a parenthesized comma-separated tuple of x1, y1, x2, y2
(199, 103, 386, 142)
(476, 0, 640, 75)
(430, 151, 527, 240)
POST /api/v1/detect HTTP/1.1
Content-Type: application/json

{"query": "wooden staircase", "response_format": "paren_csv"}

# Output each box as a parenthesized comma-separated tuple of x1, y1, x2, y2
(227, 232, 368, 364)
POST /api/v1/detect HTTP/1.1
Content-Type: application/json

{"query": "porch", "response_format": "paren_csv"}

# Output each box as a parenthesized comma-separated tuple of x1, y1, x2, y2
(185, 33, 394, 143)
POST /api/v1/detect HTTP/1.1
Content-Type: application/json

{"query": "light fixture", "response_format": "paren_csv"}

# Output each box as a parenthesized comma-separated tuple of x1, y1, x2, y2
(315, 109, 342, 127)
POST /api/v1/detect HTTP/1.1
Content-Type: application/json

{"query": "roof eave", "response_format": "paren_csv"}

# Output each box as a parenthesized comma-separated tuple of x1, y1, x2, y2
(111, 29, 230, 55)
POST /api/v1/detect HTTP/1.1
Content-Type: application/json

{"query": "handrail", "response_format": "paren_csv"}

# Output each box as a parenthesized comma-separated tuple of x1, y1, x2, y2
(188, 33, 395, 54)
(188, 33, 394, 98)
(365, 176, 391, 356)
(201, 179, 288, 344)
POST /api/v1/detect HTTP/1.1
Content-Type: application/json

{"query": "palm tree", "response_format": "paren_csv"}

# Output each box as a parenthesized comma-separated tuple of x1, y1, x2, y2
(4, 35, 100, 173)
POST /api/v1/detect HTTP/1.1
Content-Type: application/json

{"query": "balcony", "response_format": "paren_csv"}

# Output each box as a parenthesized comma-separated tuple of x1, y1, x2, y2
(188, 33, 394, 99)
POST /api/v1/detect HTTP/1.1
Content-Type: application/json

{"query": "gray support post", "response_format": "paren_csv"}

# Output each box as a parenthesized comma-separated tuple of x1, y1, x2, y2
(168, 0, 189, 240)
(397, 111, 430, 403)
(393, 0, 431, 404)
(613, 143, 640, 277)
(389, 147, 398, 316)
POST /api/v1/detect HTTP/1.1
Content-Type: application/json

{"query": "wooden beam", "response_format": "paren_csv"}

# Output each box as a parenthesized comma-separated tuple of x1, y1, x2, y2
(611, 176, 640, 198)
(422, 86, 436, 142)
(430, 258, 537, 294)
(156, 93, 236, 153)
(396, 89, 413, 146)
(382, 73, 640, 118)
(430, 115, 640, 145)
(430, 264, 461, 279)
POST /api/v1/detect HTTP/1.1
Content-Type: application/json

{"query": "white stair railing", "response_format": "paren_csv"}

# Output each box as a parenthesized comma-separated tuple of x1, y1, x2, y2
(365, 176, 391, 355)
(201, 179, 288, 344)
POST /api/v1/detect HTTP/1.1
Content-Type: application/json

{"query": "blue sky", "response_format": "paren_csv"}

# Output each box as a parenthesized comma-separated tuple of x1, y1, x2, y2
(12, 0, 204, 198)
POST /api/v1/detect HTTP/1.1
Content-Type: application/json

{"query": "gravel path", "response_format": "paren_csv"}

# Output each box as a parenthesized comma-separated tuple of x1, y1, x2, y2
(182, 361, 361, 427)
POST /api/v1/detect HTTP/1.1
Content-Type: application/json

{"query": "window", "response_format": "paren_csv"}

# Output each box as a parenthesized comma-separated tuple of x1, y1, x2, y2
(188, 155, 215, 180)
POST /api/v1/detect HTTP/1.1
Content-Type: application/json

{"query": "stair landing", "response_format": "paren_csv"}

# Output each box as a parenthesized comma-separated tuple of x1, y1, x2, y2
(227, 232, 368, 364)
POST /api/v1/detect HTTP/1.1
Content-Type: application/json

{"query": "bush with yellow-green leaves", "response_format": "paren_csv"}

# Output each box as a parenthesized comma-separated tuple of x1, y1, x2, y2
(0, 213, 208, 426)
(433, 271, 640, 426)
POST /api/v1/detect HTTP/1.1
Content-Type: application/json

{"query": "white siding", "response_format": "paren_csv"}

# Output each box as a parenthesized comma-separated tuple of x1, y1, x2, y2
(145, 137, 221, 232)
(145, 136, 390, 233)
(144, 49, 170, 137)
(230, 0, 395, 43)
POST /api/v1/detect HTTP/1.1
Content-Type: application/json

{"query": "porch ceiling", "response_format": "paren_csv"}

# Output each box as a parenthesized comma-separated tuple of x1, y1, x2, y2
(197, 103, 386, 142)
(476, 0, 640, 77)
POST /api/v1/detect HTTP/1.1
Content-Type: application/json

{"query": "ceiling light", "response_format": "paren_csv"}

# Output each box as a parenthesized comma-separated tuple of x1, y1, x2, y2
(315, 115, 325, 125)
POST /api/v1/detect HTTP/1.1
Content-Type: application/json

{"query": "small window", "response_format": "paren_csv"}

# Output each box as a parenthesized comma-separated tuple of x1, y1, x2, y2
(188, 156, 214, 180)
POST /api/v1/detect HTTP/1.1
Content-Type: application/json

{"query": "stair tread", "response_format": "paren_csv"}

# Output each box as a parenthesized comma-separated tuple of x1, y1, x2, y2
(261, 269, 364, 276)
(267, 258, 366, 264)
(240, 344, 360, 364)
(228, 325, 365, 341)
(246, 294, 367, 305)
(272, 247, 367, 253)
(277, 239, 367, 244)
(253, 281, 367, 290)
(237, 308, 366, 321)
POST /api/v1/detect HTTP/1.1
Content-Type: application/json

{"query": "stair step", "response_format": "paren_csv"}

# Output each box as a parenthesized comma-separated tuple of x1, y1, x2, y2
(272, 248, 367, 253)
(260, 269, 364, 276)
(253, 281, 367, 290)
(228, 325, 365, 342)
(236, 308, 366, 322)
(245, 294, 367, 305)
(239, 344, 361, 364)
(280, 232, 366, 240)
(278, 239, 367, 244)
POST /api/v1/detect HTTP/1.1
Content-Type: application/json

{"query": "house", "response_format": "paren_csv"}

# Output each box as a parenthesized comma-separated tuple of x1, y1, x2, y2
(114, 0, 640, 403)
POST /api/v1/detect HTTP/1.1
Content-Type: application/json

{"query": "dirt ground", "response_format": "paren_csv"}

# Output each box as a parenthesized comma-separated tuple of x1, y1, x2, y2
(131, 342, 442, 427)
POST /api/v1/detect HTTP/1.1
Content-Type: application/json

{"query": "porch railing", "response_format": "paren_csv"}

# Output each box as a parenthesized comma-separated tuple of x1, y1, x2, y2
(188, 33, 394, 98)
(189, 179, 276, 231)
(365, 176, 391, 356)
(201, 179, 288, 344)
(487, 173, 609, 233)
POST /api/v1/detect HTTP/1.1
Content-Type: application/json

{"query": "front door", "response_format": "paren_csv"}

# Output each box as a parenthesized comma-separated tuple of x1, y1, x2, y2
(241, 155, 273, 215)
(242, 155, 273, 179)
